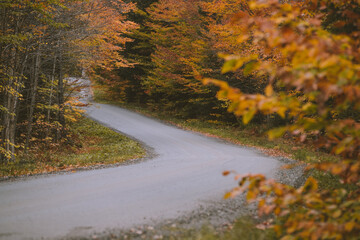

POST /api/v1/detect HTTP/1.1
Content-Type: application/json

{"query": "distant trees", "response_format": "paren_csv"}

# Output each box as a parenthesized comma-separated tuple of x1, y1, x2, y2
(101, 0, 267, 120)
(105, 0, 158, 104)
(0, 0, 136, 161)
(143, 0, 224, 118)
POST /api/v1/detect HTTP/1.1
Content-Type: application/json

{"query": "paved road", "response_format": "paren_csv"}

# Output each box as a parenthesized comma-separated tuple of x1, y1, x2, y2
(0, 79, 296, 239)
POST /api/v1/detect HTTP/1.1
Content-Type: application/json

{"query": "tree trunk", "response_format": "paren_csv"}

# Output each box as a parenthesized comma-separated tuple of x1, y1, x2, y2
(56, 43, 66, 142)
(46, 54, 56, 140)
(3, 67, 14, 161)
(10, 52, 28, 160)
(0, 45, 24, 161)
(25, 45, 41, 152)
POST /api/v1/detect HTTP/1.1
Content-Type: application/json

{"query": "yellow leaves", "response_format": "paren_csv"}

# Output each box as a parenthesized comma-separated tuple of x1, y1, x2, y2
(248, 0, 270, 10)
(303, 177, 318, 192)
(265, 85, 273, 97)
(224, 187, 245, 199)
(319, 55, 339, 69)
(281, 3, 293, 12)
(334, 137, 354, 155)
(237, 34, 249, 44)
(286, 224, 298, 235)
(273, 207, 282, 216)
(242, 109, 256, 124)
(267, 127, 287, 140)
(350, 162, 360, 173)
(332, 209, 342, 218)
(274, 187, 284, 196)
(243, 60, 260, 76)
(205, 2, 360, 236)
(246, 189, 258, 201)
(277, 107, 287, 119)
(220, 54, 259, 74)
(202, 78, 229, 90)
(345, 222, 356, 232)
(224, 192, 232, 199)
(221, 58, 241, 74)
(301, 102, 315, 113)
(330, 164, 344, 175)
(258, 198, 266, 207)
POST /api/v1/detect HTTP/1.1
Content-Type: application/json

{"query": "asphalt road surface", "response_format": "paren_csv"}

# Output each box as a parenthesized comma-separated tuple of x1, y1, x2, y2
(0, 79, 300, 239)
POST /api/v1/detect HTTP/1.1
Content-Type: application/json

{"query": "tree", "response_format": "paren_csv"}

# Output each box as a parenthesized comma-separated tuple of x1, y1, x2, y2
(106, 0, 158, 103)
(141, 0, 229, 119)
(203, 0, 360, 238)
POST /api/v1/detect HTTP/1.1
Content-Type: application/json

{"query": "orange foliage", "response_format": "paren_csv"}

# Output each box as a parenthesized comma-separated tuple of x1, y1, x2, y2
(73, 0, 138, 74)
(203, 0, 360, 239)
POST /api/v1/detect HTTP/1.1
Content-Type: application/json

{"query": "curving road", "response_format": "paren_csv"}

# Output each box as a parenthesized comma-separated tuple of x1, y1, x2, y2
(0, 79, 298, 239)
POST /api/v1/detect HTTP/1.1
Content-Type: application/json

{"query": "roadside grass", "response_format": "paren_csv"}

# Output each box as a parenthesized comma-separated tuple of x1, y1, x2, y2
(0, 117, 145, 178)
(165, 218, 275, 240)
(184, 219, 276, 240)
(102, 217, 276, 240)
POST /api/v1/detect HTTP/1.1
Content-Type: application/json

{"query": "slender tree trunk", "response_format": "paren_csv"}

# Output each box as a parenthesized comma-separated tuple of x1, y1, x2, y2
(6, 9, 21, 161)
(8, 77, 18, 161)
(56, 43, 65, 141)
(3, 67, 13, 161)
(0, 8, 14, 162)
(1, 45, 21, 161)
(46, 54, 56, 140)
(25, 45, 41, 152)
(9, 52, 28, 160)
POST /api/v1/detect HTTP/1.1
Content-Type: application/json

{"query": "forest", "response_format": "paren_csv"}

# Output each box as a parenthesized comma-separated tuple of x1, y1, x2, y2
(0, 0, 138, 161)
(1, 0, 359, 239)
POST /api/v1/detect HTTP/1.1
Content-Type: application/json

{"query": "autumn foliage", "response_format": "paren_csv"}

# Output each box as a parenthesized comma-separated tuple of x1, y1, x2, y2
(203, 0, 360, 239)
(2, 0, 360, 238)
(91, 1, 360, 237)
(103, 0, 269, 120)
(0, 0, 135, 161)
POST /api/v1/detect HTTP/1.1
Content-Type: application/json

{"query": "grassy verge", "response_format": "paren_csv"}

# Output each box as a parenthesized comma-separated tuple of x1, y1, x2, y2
(0, 117, 145, 178)
(112, 217, 276, 240)
(163, 218, 275, 240)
